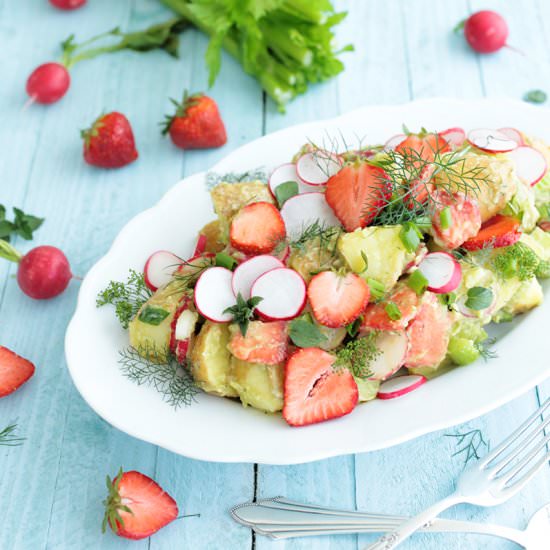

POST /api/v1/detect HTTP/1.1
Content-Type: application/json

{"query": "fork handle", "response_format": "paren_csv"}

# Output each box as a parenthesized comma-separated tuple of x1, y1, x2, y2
(364, 493, 463, 549)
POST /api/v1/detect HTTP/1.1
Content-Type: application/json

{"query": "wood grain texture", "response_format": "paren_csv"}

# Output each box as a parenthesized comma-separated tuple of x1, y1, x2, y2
(0, 0, 548, 549)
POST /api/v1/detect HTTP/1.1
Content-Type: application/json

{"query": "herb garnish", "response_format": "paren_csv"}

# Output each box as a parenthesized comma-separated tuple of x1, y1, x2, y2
(334, 332, 380, 379)
(0, 205, 44, 242)
(0, 424, 24, 447)
(384, 301, 402, 321)
(118, 345, 199, 408)
(274, 181, 299, 208)
(97, 270, 153, 329)
(492, 242, 549, 281)
(445, 428, 489, 467)
(223, 293, 263, 336)
(215, 252, 237, 270)
(465, 286, 493, 310)
(367, 278, 385, 300)
(476, 336, 497, 361)
(289, 318, 327, 348)
(407, 269, 429, 295)
(524, 89, 547, 104)
(345, 317, 362, 338)
(138, 306, 170, 326)
(288, 220, 342, 253)
(399, 221, 422, 252)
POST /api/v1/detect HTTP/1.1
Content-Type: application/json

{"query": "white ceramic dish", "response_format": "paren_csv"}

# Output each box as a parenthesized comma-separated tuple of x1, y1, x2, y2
(65, 98, 550, 465)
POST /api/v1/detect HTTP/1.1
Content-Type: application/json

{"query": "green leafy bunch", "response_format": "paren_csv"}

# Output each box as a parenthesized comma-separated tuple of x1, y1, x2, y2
(224, 293, 263, 336)
(0, 205, 43, 242)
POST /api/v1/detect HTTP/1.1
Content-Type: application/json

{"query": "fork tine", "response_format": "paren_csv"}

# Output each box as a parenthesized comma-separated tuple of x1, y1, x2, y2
(490, 413, 550, 476)
(479, 398, 550, 467)
(499, 451, 550, 498)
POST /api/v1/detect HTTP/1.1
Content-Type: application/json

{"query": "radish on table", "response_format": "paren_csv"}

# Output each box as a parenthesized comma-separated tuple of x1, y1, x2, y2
(457, 10, 510, 54)
(49, 0, 87, 9)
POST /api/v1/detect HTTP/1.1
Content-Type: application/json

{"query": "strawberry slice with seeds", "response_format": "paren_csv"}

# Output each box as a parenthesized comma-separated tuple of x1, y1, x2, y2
(103, 469, 178, 540)
(228, 321, 288, 365)
(325, 163, 390, 231)
(361, 283, 420, 331)
(462, 214, 521, 251)
(308, 271, 370, 328)
(0, 346, 35, 398)
(283, 347, 358, 427)
(404, 292, 452, 369)
(230, 202, 286, 254)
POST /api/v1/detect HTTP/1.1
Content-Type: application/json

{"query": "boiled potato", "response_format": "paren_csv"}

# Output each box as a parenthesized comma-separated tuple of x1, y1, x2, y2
(288, 233, 343, 283)
(198, 220, 225, 254)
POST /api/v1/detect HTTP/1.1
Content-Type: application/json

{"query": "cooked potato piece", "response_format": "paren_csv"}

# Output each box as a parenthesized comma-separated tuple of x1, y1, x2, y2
(229, 358, 284, 413)
(501, 277, 543, 316)
(198, 220, 225, 253)
(190, 321, 237, 397)
(288, 233, 343, 283)
(129, 280, 187, 362)
(317, 325, 347, 350)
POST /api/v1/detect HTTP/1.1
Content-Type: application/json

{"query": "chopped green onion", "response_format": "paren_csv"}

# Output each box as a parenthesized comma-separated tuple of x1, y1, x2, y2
(367, 278, 385, 300)
(359, 251, 369, 273)
(384, 301, 402, 321)
(399, 222, 422, 252)
(215, 252, 237, 270)
(346, 317, 362, 337)
(439, 207, 453, 230)
(465, 287, 493, 310)
(274, 180, 299, 207)
(407, 269, 429, 295)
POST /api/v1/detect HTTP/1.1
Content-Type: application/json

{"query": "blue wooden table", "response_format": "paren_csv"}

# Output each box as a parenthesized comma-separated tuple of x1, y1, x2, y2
(1, 1, 549, 548)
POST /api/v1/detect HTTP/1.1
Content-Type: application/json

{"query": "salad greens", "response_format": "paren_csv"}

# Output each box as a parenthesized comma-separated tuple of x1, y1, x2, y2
(289, 318, 327, 348)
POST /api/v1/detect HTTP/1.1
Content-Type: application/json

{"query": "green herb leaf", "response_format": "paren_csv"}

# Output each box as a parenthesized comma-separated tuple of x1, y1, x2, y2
(407, 269, 428, 295)
(453, 19, 466, 34)
(367, 278, 385, 300)
(215, 252, 237, 270)
(346, 317, 362, 337)
(274, 180, 299, 208)
(138, 305, 170, 325)
(223, 293, 262, 336)
(439, 206, 453, 230)
(0, 205, 44, 243)
(384, 301, 402, 321)
(334, 332, 380, 379)
(399, 222, 422, 252)
(465, 286, 493, 310)
(524, 89, 547, 104)
(0, 424, 24, 447)
(289, 319, 327, 348)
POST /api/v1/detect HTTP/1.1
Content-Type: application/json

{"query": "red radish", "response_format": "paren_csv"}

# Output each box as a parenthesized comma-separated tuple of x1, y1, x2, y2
(377, 374, 427, 400)
(277, 245, 291, 264)
(467, 128, 518, 153)
(384, 134, 406, 150)
(0, 346, 36, 398)
(193, 267, 235, 322)
(143, 251, 181, 292)
(250, 267, 306, 321)
(405, 244, 428, 273)
(283, 347, 358, 427)
(463, 10, 509, 54)
(269, 163, 303, 197)
(280, 192, 341, 239)
(439, 127, 466, 149)
(498, 127, 524, 146)
(507, 146, 547, 186)
(193, 234, 207, 257)
(231, 255, 284, 300)
(366, 331, 409, 380)
(296, 151, 341, 186)
(417, 252, 462, 294)
(50, 0, 86, 8)
(26, 63, 70, 105)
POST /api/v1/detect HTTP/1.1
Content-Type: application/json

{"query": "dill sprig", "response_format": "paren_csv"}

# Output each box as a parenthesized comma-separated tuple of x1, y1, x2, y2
(0, 424, 24, 447)
(172, 255, 214, 291)
(476, 337, 498, 361)
(445, 428, 490, 467)
(288, 220, 342, 253)
(97, 270, 153, 329)
(334, 332, 381, 379)
(118, 345, 200, 408)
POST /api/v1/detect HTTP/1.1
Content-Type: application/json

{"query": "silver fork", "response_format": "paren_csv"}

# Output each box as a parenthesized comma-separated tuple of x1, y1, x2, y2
(366, 398, 550, 549)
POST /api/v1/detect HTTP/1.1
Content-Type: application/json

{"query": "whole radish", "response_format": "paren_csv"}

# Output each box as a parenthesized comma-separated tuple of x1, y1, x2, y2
(462, 10, 509, 53)
(0, 241, 72, 299)
(49, 0, 86, 9)
(26, 62, 70, 104)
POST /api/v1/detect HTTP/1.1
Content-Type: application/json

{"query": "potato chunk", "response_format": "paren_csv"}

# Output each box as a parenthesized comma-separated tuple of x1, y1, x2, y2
(198, 220, 225, 253)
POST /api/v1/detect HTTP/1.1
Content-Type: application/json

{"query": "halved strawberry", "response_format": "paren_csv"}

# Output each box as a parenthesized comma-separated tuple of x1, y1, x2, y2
(228, 321, 288, 365)
(431, 192, 482, 249)
(307, 271, 370, 328)
(462, 214, 521, 251)
(283, 347, 358, 427)
(0, 346, 35, 398)
(103, 469, 178, 540)
(230, 202, 286, 254)
(404, 292, 452, 369)
(325, 163, 390, 232)
(361, 283, 420, 331)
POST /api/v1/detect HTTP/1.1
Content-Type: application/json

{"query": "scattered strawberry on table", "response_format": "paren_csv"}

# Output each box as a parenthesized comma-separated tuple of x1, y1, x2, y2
(161, 91, 227, 150)
(102, 468, 179, 540)
(82, 112, 138, 169)
(0, 346, 35, 398)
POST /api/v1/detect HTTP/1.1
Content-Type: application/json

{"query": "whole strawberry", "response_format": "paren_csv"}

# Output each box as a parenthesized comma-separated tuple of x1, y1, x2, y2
(82, 112, 138, 168)
(161, 91, 227, 149)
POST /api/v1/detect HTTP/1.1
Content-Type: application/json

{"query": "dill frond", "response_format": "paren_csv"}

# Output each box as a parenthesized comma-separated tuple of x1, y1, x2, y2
(0, 424, 24, 447)
(445, 428, 490, 467)
(334, 332, 381, 379)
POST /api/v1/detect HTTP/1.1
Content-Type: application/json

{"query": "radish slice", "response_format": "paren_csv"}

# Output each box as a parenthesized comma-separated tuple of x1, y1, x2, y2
(278, 245, 291, 264)
(368, 331, 409, 381)
(193, 267, 236, 323)
(417, 252, 462, 294)
(467, 128, 518, 153)
(384, 134, 406, 150)
(250, 267, 306, 321)
(439, 127, 466, 149)
(231, 255, 284, 300)
(144, 250, 182, 291)
(296, 151, 341, 186)
(377, 374, 427, 400)
(280, 192, 341, 239)
(269, 163, 301, 196)
(175, 309, 199, 341)
(498, 127, 524, 146)
(507, 146, 547, 186)
(193, 234, 207, 257)
(405, 244, 428, 273)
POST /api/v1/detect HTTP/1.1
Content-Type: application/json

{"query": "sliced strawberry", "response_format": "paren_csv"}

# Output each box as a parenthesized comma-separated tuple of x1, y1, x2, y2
(0, 346, 35, 398)
(230, 202, 286, 255)
(462, 214, 521, 251)
(308, 271, 370, 328)
(325, 163, 390, 231)
(228, 321, 288, 365)
(103, 469, 178, 540)
(283, 347, 358, 427)
(431, 192, 482, 249)
(404, 292, 452, 369)
(361, 283, 421, 331)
